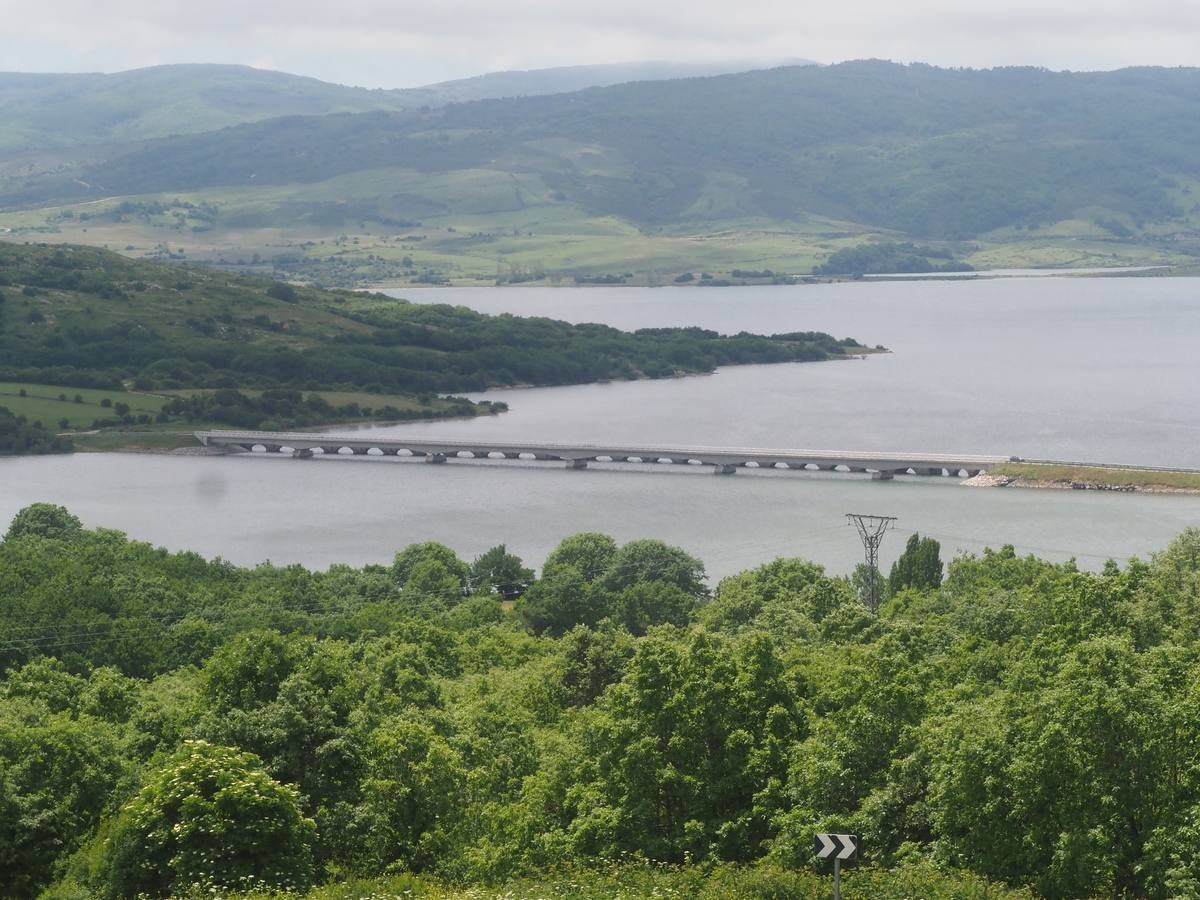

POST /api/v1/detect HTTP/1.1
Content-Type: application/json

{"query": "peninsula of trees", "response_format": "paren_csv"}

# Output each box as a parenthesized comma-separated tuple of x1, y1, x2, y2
(0, 242, 870, 451)
(0, 243, 866, 395)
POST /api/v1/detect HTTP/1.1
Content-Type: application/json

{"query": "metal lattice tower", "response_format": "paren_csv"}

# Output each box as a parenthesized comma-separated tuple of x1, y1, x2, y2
(846, 513, 897, 613)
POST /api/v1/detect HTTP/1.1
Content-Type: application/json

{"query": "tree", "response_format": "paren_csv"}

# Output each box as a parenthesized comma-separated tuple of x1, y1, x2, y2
(392, 541, 469, 590)
(554, 630, 803, 863)
(888, 533, 943, 596)
(91, 740, 315, 898)
(266, 281, 299, 302)
(601, 539, 708, 599)
(468, 544, 534, 599)
(702, 557, 849, 633)
(554, 624, 635, 708)
(923, 636, 1183, 898)
(196, 632, 361, 817)
(402, 558, 466, 608)
(519, 565, 611, 635)
(4, 503, 82, 541)
(615, 580, 697, 634)
(0, 702, 127, 898)
(543, 532, 618, 582)
(356, 717, 466, 873)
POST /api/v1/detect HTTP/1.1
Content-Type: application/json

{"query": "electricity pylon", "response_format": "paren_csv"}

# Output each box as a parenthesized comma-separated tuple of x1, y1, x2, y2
(846, 513, 897, 613)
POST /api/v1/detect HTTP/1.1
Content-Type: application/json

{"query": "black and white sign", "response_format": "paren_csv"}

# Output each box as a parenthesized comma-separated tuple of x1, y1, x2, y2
(814, 833, 858, 860)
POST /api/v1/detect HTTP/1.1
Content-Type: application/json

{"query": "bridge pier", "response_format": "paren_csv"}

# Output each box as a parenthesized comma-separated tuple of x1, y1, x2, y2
(196, 432, 1010, 481)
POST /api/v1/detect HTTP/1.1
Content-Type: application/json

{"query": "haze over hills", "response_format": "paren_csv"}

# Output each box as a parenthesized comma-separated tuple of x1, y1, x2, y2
(0, 59, 811, 152)
(392, 58, 814, 106)
(0, 65, 402, 151)
(2, 60, 1199, 281)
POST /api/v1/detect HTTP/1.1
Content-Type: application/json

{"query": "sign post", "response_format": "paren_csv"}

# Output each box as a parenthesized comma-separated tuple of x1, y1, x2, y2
(814, 833, 858, 900)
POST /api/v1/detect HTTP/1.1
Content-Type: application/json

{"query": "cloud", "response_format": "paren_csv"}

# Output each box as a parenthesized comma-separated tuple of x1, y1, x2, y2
(2, 0, 1198, 87)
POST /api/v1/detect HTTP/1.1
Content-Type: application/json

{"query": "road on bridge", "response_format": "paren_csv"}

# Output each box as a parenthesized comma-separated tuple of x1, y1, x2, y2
(196, 430, 1010, 479)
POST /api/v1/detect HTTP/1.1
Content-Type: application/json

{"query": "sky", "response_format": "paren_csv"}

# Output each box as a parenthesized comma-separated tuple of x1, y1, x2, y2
(2, 0, 1199, 88)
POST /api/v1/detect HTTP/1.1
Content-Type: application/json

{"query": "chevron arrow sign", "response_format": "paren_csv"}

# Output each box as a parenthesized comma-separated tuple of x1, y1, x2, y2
(814, 833, 858, 860)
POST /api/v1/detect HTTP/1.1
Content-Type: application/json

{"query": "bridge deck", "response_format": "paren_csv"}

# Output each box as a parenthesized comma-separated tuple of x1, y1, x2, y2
(196, 430, 1008, 477)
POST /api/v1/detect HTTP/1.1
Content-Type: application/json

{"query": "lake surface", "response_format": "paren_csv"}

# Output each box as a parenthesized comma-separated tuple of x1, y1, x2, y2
(2, 276, 1199, 580)
(2, 452, 1197, 580)
(392, 277, 1200, 467)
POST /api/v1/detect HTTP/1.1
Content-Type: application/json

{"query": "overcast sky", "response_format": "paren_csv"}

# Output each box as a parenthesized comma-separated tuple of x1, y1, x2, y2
(3, 0, 1198, 87)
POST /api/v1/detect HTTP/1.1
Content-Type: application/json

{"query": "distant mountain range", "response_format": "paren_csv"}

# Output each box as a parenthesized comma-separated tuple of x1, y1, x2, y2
(1, 59, 1197, 280)
(7, 62, 1200, 237)
(0, 59, 813, 152)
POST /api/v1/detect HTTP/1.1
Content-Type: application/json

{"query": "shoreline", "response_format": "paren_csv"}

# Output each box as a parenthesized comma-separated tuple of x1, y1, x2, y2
(965, 466, 1200, 497)
(367, 265, 1191, 292)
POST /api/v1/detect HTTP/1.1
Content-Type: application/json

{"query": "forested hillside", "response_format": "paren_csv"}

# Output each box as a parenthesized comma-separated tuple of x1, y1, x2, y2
(0, 60, 799, 153)
(390, 58, 814, 108)
(6, 61, 1200, 241)
(0, 242, 864, 394)
(4, 504, 1200, 897)
(0, 65, 406, 152)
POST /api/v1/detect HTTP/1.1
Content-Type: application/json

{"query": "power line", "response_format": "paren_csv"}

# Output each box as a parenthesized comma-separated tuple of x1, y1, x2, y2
(846, 513, 897, 613)
(0, 576, 537, 657)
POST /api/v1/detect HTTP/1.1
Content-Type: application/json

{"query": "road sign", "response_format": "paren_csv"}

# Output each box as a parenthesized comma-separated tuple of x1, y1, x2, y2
(815, 833, 858, 900)
(814, 833, 858, 860)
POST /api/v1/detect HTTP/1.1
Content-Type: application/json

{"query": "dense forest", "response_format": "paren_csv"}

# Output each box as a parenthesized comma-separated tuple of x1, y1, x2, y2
(156, 389, 498, 431)
(6, 61, 1200, 240)
(0, 243, 865, 394)
(0, 406, 73, 453)
(0, 61, 787, 152)
(813, 242, 975, 276)
(4, 503, 1200, 897)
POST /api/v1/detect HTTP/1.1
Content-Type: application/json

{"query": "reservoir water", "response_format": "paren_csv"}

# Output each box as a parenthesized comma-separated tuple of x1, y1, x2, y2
(2, 276, 1198, 580)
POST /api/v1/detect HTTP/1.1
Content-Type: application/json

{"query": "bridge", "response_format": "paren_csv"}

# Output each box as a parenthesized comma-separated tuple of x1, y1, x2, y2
(195, 430, 1010, 479)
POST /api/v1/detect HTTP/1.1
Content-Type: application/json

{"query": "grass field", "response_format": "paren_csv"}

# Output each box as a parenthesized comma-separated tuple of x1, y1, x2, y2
(3, 167, 1189, 288)
(993, 462, 1200, 492)
(158, 388, 478, 415)
(0, 383, 166, 429)
(0, 382, 486, 453)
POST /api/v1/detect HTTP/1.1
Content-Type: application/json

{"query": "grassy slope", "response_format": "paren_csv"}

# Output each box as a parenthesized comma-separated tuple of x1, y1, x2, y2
(0, 381, 471, 431)
(0, 65, 411, 152)
(1, 174, 1186, 288)
(0, 382, 164, 427)
(11, 63, 1200, 237)
(0, 61, 802, 153)
(3, 62, 1199, 279)
(0, 243, 375, 350)
(993, 462, 1200, 492)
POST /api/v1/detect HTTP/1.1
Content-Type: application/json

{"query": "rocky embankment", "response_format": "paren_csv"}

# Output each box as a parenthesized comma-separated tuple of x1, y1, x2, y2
(963, 471, 1198, 495)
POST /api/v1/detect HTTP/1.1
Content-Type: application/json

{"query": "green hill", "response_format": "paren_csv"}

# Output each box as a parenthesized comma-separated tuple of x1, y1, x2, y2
(0, 242, 866, 396)
(393, 58, 814, 106)
(7, 61, 1200, 239)
(4, 61, 1199, 280)
(0, 65, 409, 152)
(0, 60, 806, 153)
